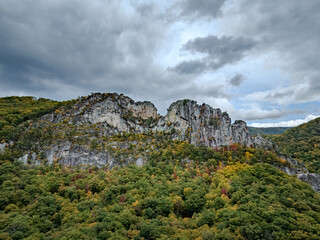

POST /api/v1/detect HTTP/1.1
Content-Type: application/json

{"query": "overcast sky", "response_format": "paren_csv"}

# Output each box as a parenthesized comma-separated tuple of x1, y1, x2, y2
(1, 0, 320, 127)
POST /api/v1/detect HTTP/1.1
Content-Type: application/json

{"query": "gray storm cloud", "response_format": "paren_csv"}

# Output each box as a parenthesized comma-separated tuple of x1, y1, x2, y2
(225, 0, 320, 104)
(229, 74, 245, 87)
(179, 0, 226, 19)
(0, 0, 166, 99)
(170, 35, 256, 74)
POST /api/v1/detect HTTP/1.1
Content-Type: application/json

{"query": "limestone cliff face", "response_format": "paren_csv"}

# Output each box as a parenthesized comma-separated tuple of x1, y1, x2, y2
(128, 101, 157, 120)
(156, 100, 272, 148)
(0, 142, 6, 153)
(42, 94, 272, 148)
(44, 93, 158, 133)
(297, 174, 320, 192)
(280, 156, 320, 192)
(19, 141, 140, 169)
(19, 93, 272, 167)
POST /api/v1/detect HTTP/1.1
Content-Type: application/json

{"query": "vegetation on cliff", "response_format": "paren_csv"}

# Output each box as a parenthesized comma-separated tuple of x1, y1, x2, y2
(270, 117, 320, 173)
(0, 96, 75, 141)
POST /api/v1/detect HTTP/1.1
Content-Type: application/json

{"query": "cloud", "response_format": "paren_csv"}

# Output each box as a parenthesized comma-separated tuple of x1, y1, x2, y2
(169, 60, 206, 75)
(250, 115, 320, 128)
(179, 0, 226, 20)
(233, 106, 287, 121)
(241, 84, 309, 105)
(222, 0, 320, 104)
(0, 0, 169, 99)
(229, 74, 245, 87)
(170, 35, 256, 74)
(188, 97, 291, 122)
(1, 0, 319, 125)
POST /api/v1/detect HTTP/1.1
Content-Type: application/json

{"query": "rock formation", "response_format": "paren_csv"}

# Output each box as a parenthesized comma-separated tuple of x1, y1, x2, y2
(43, 93, 273, 148)
(0, 142, 6, 153)
(297, 173, 320, 192)
(280, 156, 320, 192)
(156, 100, 272, 148)
(18, 92, 273, 168)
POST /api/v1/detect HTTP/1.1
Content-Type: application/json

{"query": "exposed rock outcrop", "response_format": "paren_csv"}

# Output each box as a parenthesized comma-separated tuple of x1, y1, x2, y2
(128, 101, 157, 120)
(44, 94, 272, 148)
(297, 173, 320, 192)
(0, 142, 6, 153)
(278, 155, 320, 192)
(19, 142, 140, 168)
(156, 100, 272, 148)
(18, 93, 272, 167)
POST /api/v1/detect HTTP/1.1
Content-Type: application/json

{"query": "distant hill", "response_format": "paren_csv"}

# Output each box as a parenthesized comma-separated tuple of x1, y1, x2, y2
(270, 117, 320, 173)
(249, 126, 291, 135)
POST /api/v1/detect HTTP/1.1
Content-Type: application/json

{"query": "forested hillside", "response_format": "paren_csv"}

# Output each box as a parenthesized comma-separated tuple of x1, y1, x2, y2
(270, 118, 320, 173)
(1, 96, 320, 239)
(1, 145, 320, 239)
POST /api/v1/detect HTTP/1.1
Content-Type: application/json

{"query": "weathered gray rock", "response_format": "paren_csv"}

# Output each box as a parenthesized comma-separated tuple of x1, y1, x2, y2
(0, 142, 6, 153)
(42, 94, 272, 149)
(277, 155, 320, 192)
(29, 94, 274, 167)
(18, 142, 137, 169)
(128, 101, 157, 120)
(279, 156, 308, 175)
(43, 93, 157, 133)
(155, 100, 272, 148)
(297, 173, 320, 192)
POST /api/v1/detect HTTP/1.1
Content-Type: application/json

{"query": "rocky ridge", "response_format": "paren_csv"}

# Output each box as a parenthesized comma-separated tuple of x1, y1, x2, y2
(17, 92, 272, 167)
(44, 93, 273, 148)
(156, 100, 271, 148)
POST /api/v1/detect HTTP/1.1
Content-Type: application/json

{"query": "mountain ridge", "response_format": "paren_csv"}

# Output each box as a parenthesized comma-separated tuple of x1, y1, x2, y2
(1, 93, 319, 192)
(42, 92, 273, 148)
(6, 92, 273, 168)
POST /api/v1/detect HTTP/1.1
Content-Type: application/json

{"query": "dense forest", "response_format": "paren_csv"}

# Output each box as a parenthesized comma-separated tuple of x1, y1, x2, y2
(1, 144, 320, 239)
(270, 117, 320, 173)
(0, 96, 320, 239)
